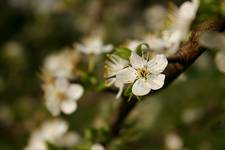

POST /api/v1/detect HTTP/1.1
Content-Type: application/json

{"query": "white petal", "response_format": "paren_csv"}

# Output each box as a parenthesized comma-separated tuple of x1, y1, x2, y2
(102, 44, 113, 53)
(116, 67, 137, 84)
(130, 52, 147, 69)
(67, 84, 84, 100)
(215, 51, 225, 74)
(55, 78, 69, 90)
(115, 81, 124, 99)
(148, 54, 168, 74)
(147, 74, 165, 90)
(132, 79, 151, 96)
(45, 100, 61, 116)
(61, 101, 77, 114)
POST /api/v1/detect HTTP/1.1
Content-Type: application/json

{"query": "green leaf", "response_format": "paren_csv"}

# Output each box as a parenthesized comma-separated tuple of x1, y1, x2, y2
(114, 48, 131, 60)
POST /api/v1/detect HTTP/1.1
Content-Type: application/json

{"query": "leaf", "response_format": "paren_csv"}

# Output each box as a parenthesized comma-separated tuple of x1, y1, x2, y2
(114, 48, 131, 60)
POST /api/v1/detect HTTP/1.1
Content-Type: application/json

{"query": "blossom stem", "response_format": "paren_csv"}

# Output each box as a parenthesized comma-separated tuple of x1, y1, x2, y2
(105, 17, 225, 144)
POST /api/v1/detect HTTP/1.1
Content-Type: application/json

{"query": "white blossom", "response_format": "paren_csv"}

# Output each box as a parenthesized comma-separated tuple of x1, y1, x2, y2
(200, 31, 225, 51)
(116, 52, 168, 96)
(165, 132, 183, 150)
(91, 143, 105, 150)
(215, 51, 225, 74)
(104, 55, 129, 98)
(24, 119, 80, 150)
(75, 34, 113, 55)
(142, 0, 200, 55)
(200, 32, 225, 74)
(125, 40, 143, 51)
(165, 0, 200, 53)
(43, 50, 79, 79)
(43, 78, 83, 116)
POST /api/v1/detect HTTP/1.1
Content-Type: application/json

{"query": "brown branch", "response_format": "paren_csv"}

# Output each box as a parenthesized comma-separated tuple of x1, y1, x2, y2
(106, 17, 225, 143)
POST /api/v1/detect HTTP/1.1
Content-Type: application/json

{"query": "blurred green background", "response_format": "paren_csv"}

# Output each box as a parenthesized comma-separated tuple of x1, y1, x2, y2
(0, 0, 225, 149)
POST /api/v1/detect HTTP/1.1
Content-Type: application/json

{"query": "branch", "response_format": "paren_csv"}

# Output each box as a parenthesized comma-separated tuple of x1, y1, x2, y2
(107, 17, 225, 142)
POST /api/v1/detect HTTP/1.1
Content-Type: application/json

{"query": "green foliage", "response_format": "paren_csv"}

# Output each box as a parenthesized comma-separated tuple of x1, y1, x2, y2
(114, 48, 131, 60)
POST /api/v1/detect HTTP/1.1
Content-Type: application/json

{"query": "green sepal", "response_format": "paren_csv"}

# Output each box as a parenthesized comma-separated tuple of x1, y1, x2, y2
(136, 43, 150, 56)
(128, 93, 133, 102)
(136, 96, 143, 102)
(124, 84, 132, 96)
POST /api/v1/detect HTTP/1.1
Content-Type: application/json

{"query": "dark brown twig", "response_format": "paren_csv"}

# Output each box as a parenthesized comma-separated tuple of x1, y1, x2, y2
(106, 17, 225, 143)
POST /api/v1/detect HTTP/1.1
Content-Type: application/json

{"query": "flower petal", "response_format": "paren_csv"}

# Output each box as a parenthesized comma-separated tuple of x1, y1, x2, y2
(148, 54, 168, 74)
(103, 44, 114, 53)
(45, 99, 60, 116)
(147, 74, 165, 90)
(61, 101, 77, 114)
(132, 79, 151, 96)
(55, 78, 69, 90)
(115, 81, 124, 99)
(116, 67, 137, 84)
(130, 52, 147, 69)
(67, 84, 84, 101)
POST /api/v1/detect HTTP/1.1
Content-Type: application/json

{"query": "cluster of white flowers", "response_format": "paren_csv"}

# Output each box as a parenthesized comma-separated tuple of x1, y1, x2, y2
(105, 49, 168, 98)
(126, 0, 200, 55)
(199, 31, 225, 74)
(42, 49, 84, 116)
(24, 119, 80, 150)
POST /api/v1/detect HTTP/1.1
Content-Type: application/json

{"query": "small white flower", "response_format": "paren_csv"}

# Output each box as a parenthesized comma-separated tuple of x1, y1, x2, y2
(91, 143, 105, 150)
(24, 119, 80, 150)
(215, 51, 225, 74)
(199, 32, 225, 74)
(165, 132, 183, 150)
(104, 55, 129, 98)
(125, 40, 143, 51)
(116, 52, 168, 96)
(43, 78, 83, 116)
(43, 50, 79, 79)
(75, 34, 113, 55)
(165, 0, 200, 53)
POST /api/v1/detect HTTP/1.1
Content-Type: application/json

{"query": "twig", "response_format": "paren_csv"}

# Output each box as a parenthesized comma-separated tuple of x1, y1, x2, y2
(106, 17, 225, 143)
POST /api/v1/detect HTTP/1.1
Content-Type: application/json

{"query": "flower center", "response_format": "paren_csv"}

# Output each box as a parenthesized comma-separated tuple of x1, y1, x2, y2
(57, 91, 68, 101)
(137, 67, 150, 79)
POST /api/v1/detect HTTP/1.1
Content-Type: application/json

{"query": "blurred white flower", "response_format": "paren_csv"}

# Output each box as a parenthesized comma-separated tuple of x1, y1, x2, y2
(200, 31, 225, 51)
(215, 51, 225, 74)
(75, 34, 113, 55)
(91, 143, 105, 150)
(144, 5, 167, 32)
(125, 40, 143, 51)
(181, 108, 203, 124)
(43, 78, 83, 116)
(104, 55, 129, 98)
(165, 0, 200, 54)
(116, 52, 168, 96)
(200, 32, 225, 74)
(142, 0, 199, 55)
(24, 119, 80, 150)
(43, 50, 80, 79)
(165, 132, 183, 150)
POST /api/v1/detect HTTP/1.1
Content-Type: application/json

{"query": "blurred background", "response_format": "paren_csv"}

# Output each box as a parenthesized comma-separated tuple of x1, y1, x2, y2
(0, 0, 225, 149)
